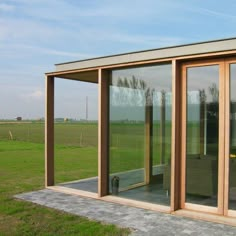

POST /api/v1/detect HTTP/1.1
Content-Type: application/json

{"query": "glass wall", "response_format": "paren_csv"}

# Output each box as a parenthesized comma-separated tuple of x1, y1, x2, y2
(109, 63, 172, 205)
(229, 63, 236, 210)
(54, 79, 98, 193)
(186, 65, 219, 207)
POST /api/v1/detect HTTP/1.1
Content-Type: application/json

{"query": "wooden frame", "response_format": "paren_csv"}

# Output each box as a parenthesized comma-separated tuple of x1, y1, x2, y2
(218, 61, 225, 215)
(170, 59, 181, 211)
(180, 59, 225, 214)
(224, 58, 236, 218)
(98, 69, 110, 197)
(145, 96, 153, 184)
(160, 91, 166, 164)
(45, 45, 236, 224)
(45, 75, 54, 187)
(224, 59, 230, 216)
(179, 58, 236, 216)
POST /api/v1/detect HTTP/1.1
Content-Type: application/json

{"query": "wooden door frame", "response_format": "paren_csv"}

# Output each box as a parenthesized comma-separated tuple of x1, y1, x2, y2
(225, 58, 236, 217)
(180, 59, 225, 214)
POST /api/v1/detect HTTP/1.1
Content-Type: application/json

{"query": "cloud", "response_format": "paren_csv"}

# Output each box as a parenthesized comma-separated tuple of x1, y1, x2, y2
(21, 89, 44, 101)
(1, 0, 236, 119)
(1, 43, 96, 58)
(0, 13, 183, 63)
(0, 18, 61, 43)
(6, 0, 178, 22)
(0, 0, 189, 58)
(98, 32, 184, 48)
(29, 90, 44, 99)
(0, 85, 45, 119)
(0, 3, 15, 11)
(187, 6, 236, 21)
(20, 45, 96, 58)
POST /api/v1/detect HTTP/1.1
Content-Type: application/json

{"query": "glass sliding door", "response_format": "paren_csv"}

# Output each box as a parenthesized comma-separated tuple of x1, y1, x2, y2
(229, 63, 236, 211)
(182, 58, 236, 216)
(109, 63, 172, 206)
(182, 62, 222, 212)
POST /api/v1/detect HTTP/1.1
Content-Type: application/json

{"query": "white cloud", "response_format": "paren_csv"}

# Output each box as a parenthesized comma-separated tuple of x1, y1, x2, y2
(0, 85, 45, 119)
(1, 0, 236, 119)
(0, 3, 15, 11)
(0, 14, 183, 63)
(98, 32, 184, 48)
(0, 18, 61, 43)
(0, 0, 188, 63)
(6, 0, 178, 22)
(29, 90, 44, 99)
(20, 45, 96, 58)
(21, 89, 44, 101)
(187, 6, 236, 20)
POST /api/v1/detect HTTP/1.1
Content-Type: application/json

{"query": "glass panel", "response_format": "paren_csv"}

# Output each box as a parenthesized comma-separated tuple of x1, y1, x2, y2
(109, 64, 172, 205)
(229, 63, 236, 210)
(54, 80, 98, 193)
(186, 65, 219, 207)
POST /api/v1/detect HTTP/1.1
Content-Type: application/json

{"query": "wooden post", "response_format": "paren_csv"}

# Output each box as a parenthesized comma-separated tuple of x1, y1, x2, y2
(204, 102, 207, 155)
(45, 75, 54, 187)
(170, 60, 181, 211)
(98, 69, 109, 197)
(224, 59, 231, 216)
(200, 91, 206, 156)
(145, 92, 153, 184)
(160, 90, 166, 164)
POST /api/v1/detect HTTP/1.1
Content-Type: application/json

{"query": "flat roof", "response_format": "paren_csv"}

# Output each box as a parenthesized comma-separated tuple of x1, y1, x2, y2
(54, 37, 236, 72)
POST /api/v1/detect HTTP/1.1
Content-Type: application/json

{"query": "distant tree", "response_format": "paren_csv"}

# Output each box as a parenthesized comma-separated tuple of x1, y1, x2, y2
(208, 83, 219, 103)
(129, 76, 139, 89)
(113, 76, 155, 106)
(199, 89, 206, 104)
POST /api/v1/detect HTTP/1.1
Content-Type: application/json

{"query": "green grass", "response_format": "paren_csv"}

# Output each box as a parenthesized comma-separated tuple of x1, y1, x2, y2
(0, 120, 174, 235)
(0, 122, 98, 146)
(0, 139, 130, 235)
(55, 146, 98, 183)
(109, 122, 172, 174)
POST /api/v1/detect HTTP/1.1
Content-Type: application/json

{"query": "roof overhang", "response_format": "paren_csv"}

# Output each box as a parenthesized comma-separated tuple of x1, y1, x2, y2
(53, 70, 98, 83)
(55, 37, 236, 72)
(45, 37, 236, 83)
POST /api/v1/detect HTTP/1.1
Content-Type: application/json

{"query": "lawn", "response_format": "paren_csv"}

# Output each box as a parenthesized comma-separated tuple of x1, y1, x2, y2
(0, 121, 130, 236)
(0, 120, 173, 235)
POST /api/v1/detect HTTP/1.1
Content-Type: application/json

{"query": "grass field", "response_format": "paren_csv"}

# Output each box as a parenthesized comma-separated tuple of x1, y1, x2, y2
(0, 122, 130, 236)
(110, 122, 171, 176)
(1, 121, 172, 178)
(0, 120, 173, 235)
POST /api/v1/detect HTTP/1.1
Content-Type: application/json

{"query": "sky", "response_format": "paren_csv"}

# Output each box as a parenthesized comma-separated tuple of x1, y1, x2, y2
(1, 0, 236, 120)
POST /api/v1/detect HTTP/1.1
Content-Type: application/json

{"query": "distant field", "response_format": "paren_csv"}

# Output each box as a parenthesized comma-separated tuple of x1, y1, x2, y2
(0, 121, 172, 178)
(0, 122, 98, 146)
(110, 122, 172, 174)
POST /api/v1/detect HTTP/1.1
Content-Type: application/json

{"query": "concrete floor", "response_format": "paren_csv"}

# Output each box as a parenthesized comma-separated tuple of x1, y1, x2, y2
(59, 165, 170, 206)
(59, 177, 170, 205)
(15, 189, 236, 236)
(59, 177, 98, 193)
(59, 174, 225, 207)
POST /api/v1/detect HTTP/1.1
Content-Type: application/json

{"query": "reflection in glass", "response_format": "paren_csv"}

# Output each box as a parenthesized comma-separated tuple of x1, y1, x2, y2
(54, 80, 98, 193)
(186, 65, 219, 207)
(229, 63, 236, 210)
(109, 64, 172, 205)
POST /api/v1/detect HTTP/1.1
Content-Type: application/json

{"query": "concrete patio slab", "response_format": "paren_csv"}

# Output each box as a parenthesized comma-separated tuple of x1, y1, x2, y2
(15, 189, 236, 236)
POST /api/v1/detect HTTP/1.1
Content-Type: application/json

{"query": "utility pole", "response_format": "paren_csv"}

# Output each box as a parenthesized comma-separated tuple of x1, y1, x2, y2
(86, 96, 88, 121)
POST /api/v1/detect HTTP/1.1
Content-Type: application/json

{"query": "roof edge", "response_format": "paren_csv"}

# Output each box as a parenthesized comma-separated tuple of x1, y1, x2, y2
(55, 37, 236, 66)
